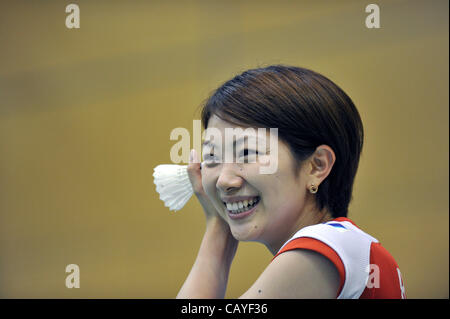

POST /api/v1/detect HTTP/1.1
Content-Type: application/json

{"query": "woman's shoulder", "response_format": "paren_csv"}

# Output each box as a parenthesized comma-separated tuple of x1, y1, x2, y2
(240, 242, 341, 298)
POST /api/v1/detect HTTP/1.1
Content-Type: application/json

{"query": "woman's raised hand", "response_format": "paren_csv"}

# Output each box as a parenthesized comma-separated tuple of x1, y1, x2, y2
(187, 149, 221, 222)
(177, 149, 239, 299)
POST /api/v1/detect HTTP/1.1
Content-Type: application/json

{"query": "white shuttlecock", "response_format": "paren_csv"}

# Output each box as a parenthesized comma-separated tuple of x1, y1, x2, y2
(153, 164, 194, 212)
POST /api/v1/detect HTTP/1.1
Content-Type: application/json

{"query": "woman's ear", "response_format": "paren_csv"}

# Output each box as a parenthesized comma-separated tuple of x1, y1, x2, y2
(309, 145, 336, 184)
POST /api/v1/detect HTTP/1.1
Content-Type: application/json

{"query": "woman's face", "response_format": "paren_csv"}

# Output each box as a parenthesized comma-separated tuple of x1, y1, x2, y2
(201, 115, 314, 251)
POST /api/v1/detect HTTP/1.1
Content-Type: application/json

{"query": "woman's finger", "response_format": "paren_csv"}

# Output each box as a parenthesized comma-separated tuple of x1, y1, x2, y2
(187, 149, 204, 195)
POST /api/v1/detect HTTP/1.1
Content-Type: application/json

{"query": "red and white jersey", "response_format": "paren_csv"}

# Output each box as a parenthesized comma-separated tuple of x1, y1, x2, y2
(273, 217, 406, 299)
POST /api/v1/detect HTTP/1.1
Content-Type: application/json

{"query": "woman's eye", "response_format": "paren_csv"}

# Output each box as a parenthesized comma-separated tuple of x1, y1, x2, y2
(239, 149, 259, 163)
(241, 149, 258, 156)
(203, 153, 220, 164)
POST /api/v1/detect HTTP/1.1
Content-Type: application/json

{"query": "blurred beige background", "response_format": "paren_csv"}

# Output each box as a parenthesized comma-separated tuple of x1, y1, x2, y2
(0, 0, 448, 298)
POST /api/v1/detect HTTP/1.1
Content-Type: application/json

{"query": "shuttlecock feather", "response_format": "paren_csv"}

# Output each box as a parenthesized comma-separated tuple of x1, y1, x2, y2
(153, 164, 193, 211)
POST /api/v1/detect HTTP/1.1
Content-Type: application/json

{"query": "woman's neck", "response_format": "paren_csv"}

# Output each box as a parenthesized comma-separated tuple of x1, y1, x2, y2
(266, 204, 334, 256)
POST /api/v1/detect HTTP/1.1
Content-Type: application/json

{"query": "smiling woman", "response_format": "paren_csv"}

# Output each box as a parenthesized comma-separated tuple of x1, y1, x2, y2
(176, 65, 406, 299)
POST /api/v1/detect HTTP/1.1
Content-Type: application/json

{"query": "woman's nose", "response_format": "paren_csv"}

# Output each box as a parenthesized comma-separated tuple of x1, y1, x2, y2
(216, 166, 243, 193)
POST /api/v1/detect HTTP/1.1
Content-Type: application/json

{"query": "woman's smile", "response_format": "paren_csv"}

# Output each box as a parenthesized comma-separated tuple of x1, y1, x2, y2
(222, 195, 261, 219)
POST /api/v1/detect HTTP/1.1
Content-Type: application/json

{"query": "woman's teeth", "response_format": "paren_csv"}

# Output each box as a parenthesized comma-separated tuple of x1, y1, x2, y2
(224, 197, 260, 214)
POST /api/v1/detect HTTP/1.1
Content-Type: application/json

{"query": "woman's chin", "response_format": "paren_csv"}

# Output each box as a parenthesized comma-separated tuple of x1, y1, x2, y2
(229, 224, 262, 242)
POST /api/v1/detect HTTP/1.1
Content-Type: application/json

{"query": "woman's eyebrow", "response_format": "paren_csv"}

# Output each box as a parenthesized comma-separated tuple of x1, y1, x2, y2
(233, 136, 245, 148)
(203, 135, 263, 149)
(203, 137, 252, 147)
(202, 135, 258, 147)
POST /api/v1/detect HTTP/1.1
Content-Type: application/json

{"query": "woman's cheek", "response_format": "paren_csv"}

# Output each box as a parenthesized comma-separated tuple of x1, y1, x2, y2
(202, 173, 214, 200)
(202, 171, 226, 217)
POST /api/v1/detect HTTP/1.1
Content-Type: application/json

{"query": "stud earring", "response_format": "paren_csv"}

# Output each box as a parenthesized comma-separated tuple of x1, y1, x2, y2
(309, 183, 318, 194)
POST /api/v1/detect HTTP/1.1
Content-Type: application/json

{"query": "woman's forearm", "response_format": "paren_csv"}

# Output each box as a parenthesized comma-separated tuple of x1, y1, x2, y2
(176, 217, 238, 299)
